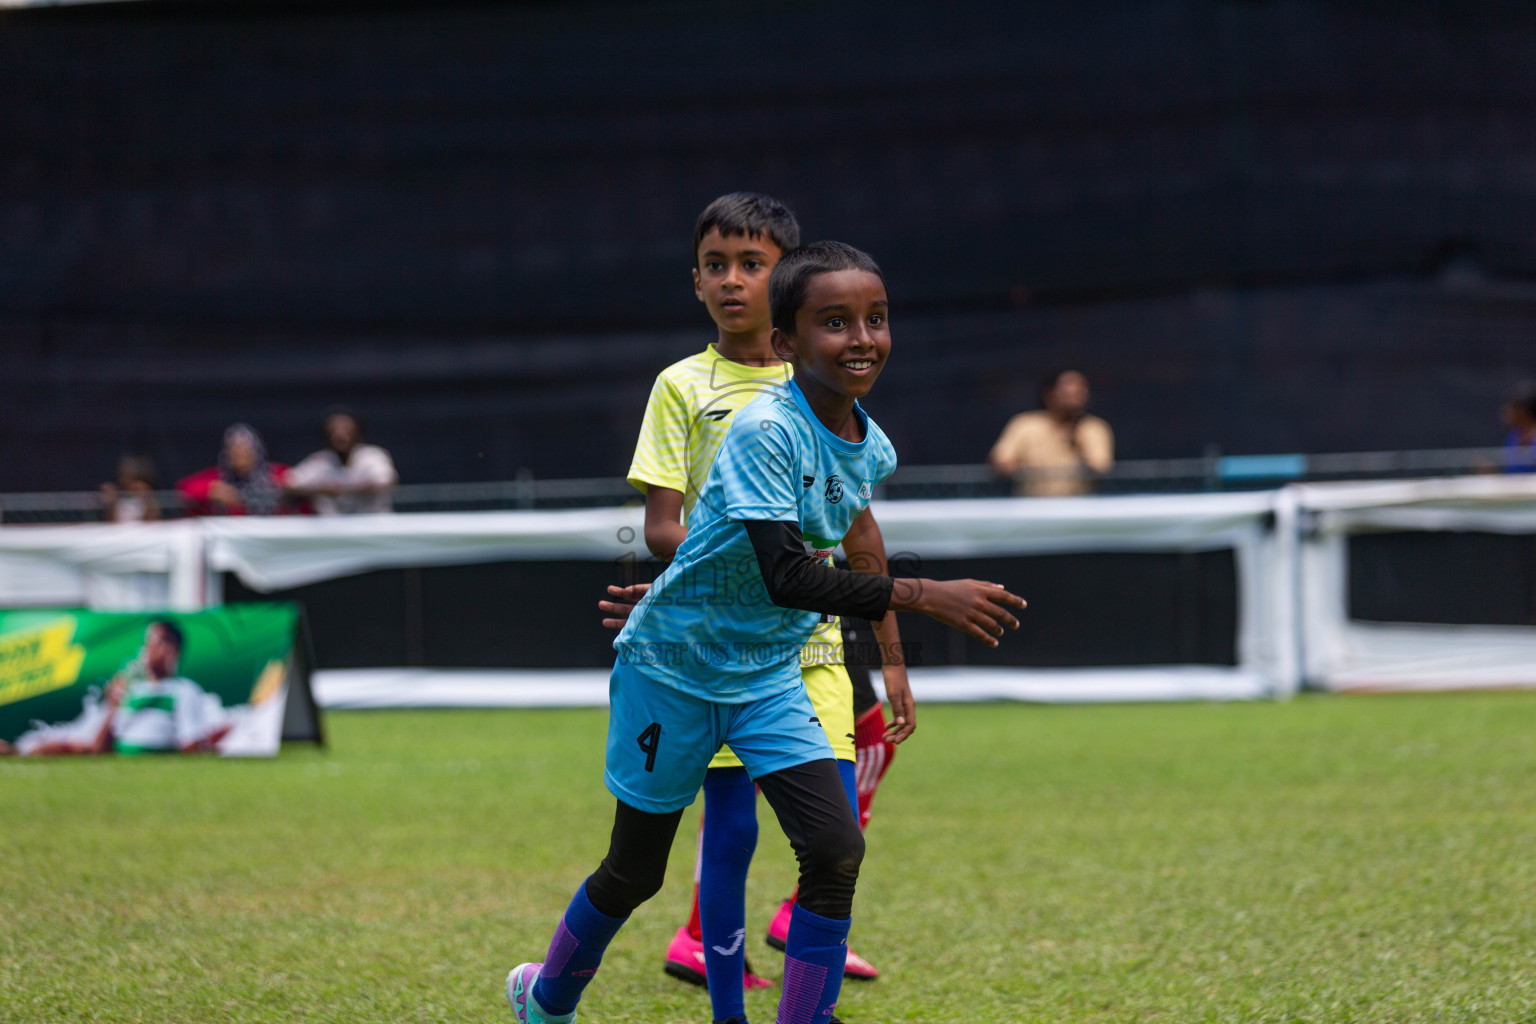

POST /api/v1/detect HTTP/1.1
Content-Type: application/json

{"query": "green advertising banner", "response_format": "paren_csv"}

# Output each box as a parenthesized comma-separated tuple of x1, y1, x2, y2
(0, 604, 319, 758)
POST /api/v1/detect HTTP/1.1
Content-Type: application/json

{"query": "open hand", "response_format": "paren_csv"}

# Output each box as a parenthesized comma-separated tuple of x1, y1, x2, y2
(599, 583, 650, 630)
(895, 578, 1026, 648)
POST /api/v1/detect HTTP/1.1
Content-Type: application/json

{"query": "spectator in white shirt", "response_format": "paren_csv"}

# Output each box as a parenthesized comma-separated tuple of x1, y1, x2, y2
(285, 410, 398, 515)
(100, 455, 161, 522)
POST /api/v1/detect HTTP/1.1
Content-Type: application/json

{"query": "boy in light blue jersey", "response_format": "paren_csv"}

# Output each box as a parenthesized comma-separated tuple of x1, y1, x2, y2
(609, 371, 897, 706)
(618, 193, 903, 1016)
(505, 242, 1027, 1024)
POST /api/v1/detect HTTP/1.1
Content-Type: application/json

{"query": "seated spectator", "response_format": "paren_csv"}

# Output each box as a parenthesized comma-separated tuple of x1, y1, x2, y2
(988, 368, 1114, 496)
(284, 409, 398, 514)
(177, 424, 293, 516)
(1502, 381, 1536, 473)
(100, 455, 160, 522)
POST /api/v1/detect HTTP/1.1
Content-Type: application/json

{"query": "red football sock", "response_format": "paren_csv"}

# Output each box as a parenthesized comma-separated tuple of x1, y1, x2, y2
(685, 884, 702, 942)
(854, 704, 896, 831)
(686, 814, 704, 941)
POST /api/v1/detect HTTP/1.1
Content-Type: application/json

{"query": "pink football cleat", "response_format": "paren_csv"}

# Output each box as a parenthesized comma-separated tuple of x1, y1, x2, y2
(841, 947, 880, 981)
(764, 900, 880, 981)
(663, 925, 773, 990)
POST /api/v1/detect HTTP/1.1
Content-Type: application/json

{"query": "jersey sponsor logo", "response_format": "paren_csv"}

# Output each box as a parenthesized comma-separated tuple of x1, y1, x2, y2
(801, 530, 839, 563)
(858, 481, 872, 500)
(824, 475, 844, 504)
(802, 475, 815, 488)
(702, 408, 731, 421)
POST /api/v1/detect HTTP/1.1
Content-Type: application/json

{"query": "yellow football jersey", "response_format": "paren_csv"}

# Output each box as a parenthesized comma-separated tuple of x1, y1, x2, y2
(627, 345, 792, 522)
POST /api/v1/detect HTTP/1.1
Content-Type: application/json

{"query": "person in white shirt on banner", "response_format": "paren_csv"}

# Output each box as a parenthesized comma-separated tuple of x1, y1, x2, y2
(11, 620, 233, 755)
(285, 409, 398, 514)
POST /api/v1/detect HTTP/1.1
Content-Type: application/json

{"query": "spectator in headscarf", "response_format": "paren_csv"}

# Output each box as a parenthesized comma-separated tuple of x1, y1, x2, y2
(177, 424, 293, 516)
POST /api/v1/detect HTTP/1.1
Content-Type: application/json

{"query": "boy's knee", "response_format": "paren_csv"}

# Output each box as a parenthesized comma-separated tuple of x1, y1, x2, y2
(585, 855, 667, 917)
(794, 819, 865, 919)
(584, 800, 685, 917)
(818, 821, 865, 878)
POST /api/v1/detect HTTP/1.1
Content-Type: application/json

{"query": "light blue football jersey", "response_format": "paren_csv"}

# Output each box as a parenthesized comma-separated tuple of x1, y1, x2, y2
(614, 378, 898, 703)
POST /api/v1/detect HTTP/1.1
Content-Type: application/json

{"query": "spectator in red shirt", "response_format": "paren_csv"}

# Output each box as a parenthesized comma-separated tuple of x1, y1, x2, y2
(177, 424, 293, 516)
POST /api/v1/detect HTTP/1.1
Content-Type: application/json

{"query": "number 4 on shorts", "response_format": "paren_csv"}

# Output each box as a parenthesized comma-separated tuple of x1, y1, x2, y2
(636, 722, 661, 773)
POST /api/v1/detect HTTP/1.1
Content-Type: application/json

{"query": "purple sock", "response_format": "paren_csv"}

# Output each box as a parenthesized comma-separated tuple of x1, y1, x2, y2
(532, 880, 627, 1017)
(776, 903, 850, 1024)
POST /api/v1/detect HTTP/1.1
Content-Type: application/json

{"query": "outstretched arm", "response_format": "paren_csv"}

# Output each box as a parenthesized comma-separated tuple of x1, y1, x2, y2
(600, 519, 1026, 652)
(839, 508, 915, 744)
(888, 576, 1025, 646)
(20, 676, 123, 755)
(744, 520, 1025, 647)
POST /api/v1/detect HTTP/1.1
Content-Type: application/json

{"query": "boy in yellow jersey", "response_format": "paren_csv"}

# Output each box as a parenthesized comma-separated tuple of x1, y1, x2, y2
(621, 193, 914, 1022)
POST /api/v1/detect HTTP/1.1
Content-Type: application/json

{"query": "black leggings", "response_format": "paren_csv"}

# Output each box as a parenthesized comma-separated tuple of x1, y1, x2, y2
(584, 758, 864, 920)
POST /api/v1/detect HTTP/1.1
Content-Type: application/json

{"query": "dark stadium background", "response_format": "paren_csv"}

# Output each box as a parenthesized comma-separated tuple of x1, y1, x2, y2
(4, 0, 1534, 668)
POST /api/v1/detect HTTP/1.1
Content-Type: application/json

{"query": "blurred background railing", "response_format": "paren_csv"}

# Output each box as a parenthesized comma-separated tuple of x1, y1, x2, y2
(1, 446, 1518, 523)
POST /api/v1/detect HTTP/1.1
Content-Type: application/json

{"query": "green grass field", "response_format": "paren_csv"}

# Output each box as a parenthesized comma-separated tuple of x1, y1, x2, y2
(4, 694, 1535, 1023)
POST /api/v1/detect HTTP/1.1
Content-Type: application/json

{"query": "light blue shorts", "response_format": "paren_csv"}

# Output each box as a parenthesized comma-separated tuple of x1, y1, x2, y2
(604, 662, 834, 814)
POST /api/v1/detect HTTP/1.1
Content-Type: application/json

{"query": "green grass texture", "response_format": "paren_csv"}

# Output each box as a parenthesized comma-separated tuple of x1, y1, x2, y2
(4, 694, 1535, 1023)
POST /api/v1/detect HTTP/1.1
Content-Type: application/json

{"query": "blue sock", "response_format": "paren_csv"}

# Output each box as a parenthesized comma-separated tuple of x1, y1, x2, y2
(700, 766, 759, 1022)
(777, 903, 850, 1024)
(837, 759, 857, 820)
(532, 879, 627, 1017)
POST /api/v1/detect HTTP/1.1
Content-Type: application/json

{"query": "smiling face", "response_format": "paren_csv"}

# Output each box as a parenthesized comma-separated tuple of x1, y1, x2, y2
(771, 268, 890, 404)
(693, 227, 783, 335)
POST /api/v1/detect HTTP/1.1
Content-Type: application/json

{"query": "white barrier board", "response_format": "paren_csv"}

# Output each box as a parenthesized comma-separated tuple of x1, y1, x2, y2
(311, 665, 1272, 710)
(6, 477, 1536, 702)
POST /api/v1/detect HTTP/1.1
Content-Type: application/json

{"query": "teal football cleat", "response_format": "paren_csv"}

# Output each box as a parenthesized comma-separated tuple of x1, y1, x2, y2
(505, 962, 576, 1024)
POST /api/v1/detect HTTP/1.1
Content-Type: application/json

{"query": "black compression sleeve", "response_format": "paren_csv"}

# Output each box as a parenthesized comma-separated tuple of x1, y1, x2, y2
(744, 520, 894, 622)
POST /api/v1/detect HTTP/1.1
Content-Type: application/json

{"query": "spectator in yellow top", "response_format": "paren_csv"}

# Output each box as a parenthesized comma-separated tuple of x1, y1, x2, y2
(988, 368, 1114, 496)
